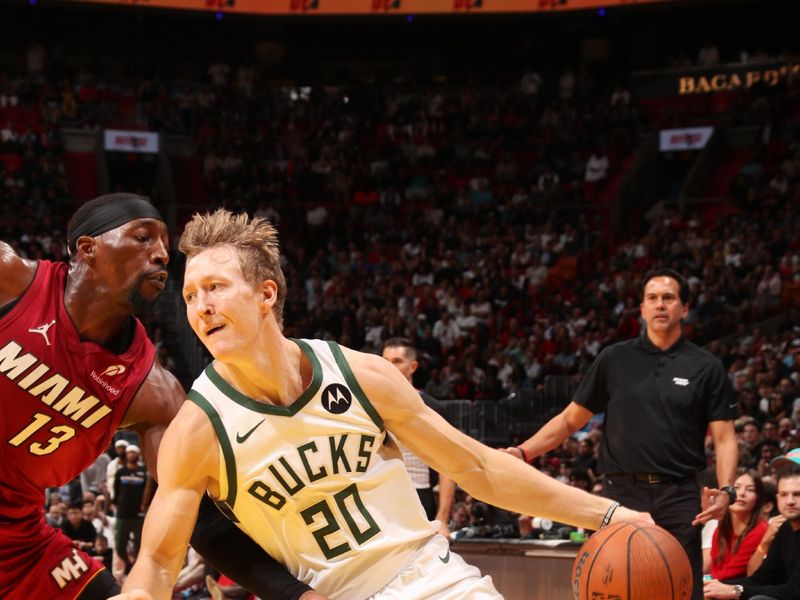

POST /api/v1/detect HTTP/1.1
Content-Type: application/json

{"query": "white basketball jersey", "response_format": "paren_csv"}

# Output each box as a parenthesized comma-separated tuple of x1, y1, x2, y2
(188, 339, 435, 600)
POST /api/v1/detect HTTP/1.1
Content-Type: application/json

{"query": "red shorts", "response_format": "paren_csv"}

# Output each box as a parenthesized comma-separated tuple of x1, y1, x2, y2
(0, 510, 106, 600)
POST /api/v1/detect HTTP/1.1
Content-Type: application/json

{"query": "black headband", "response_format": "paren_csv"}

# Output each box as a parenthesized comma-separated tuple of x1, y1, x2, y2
(68, 197, 164, 252)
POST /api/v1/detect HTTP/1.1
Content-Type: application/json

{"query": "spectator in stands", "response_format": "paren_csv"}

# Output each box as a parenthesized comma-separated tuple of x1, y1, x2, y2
(743, 421, 766, 466)
(83, 497, 115, 557)
(432, 311, 462, 354)
(81, 445, 112, 497)
(709, 469, 768, 581)
(60, 501, 97, 553)
(112, 444, 148, 573)
(585, 148, 609, 184)
(425, 367, 454, 399)
(704, 453, 800, 599)
(106, 439, 129, 499)
(697, 40, 721, 66)
(46, 501, 66, 528)
(520, 67, 542, 97)
(90, 535, 114, 571)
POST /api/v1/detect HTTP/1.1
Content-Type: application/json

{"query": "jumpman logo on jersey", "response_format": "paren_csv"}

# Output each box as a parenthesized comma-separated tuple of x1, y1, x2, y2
(29, 320, 56, 346)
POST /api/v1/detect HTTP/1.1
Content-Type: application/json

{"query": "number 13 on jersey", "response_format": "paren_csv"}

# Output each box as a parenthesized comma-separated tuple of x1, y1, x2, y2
(8, 412, 75, 455)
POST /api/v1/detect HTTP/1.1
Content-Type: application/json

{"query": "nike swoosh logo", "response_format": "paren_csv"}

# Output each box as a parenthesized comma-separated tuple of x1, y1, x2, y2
(236, 419, 265, 443)
(438, 549, 450, 564)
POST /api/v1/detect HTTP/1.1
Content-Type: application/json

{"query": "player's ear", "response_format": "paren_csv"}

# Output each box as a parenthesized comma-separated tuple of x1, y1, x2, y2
(260, 279, 278, 313)
(75, 236, 97, 265)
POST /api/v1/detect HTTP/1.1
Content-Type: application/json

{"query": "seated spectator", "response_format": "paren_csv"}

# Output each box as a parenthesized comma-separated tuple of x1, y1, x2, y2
(568, 468, 593, 492)
(425, 368, 454, 399)
(45, 501, 65, 528)
(697, 40, 720, 67)
(89, 534, 113, 571)
(709, 469, 768, 580)
(59, 501, 97, 553)
(704, 451, 800, 599)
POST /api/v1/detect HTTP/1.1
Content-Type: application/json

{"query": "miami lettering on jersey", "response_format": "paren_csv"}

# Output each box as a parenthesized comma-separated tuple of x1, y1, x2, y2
(1, 340, 112, 455)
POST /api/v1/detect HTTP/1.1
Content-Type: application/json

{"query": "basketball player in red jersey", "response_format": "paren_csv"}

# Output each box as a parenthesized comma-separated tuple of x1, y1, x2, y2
(0, 194, 325, 600)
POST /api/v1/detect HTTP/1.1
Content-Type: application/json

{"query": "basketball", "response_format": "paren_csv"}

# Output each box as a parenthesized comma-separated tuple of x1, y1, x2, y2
(571, 522, 692, 600)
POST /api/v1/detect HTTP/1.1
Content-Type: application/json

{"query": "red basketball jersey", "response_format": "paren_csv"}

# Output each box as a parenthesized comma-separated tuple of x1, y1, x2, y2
(0, 260, 156, 518)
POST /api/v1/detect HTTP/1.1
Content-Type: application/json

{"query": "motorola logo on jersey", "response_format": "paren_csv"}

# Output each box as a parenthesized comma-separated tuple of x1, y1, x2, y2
(321, 383, 352, 414)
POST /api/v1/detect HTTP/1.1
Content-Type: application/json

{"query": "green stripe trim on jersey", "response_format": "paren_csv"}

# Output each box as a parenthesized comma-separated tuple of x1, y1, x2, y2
(203, 339, 322, 416)
(187, 389, 238, 511)
(327, 341, 384, 431)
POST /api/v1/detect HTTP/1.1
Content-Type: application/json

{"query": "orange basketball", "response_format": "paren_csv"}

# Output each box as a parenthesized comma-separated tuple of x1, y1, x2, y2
(571, 522, 692, 600)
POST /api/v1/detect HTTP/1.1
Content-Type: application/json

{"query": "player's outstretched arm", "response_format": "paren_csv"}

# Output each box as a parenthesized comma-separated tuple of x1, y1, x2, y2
(119, 401, 217, 600)
(0, 240, 36, 307)
(345, 348, 651, 531)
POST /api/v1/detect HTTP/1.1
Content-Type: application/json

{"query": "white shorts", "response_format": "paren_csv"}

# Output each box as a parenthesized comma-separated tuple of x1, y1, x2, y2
(369, 535, 504, 600)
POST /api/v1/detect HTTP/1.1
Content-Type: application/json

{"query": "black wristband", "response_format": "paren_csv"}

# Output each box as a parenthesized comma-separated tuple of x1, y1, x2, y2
(720, 485, 737, 505)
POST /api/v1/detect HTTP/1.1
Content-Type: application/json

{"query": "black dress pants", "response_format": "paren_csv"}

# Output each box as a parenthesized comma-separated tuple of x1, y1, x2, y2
(604, 475, 702, 600)
(417, 487, 437, 521)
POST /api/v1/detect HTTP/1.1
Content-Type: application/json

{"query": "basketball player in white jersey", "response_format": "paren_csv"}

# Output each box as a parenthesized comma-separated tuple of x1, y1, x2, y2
(112, 209, 653, 600)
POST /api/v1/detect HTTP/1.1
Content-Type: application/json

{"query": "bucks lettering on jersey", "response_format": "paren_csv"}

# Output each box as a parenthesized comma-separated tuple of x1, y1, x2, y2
(188, 339, 434, 600)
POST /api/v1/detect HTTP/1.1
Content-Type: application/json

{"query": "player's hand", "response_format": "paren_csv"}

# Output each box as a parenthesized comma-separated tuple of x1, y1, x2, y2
(107, 591, 154, 600)
(692, 486, 729, 525)
(436, 519, 452, 541)
(702, 578, 738, 599)
(610, 506, 654, 527)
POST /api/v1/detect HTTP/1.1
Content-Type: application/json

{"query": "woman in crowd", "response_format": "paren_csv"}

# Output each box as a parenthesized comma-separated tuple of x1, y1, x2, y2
(709, 469, 768, 580)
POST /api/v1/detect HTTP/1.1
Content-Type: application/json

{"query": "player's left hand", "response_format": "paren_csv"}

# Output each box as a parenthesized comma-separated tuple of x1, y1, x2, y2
(702, 578, 737, 599)
(692, 486, 729, 525)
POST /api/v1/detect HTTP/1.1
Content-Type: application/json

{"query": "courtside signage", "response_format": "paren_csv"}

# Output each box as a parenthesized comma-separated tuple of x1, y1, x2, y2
(659, 126, 713, 152)
(103, 130, 160, 154)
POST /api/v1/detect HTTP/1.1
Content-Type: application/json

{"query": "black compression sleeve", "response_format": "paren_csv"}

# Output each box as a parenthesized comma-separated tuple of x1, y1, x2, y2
(191, 494, 313, 600)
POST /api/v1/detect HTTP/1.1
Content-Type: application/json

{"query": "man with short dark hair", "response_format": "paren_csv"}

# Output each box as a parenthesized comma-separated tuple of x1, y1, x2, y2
(742, 421, 765, 466)
(507, 268, 739, 600)
(0, 194, 323, 600)
(704, 449, 800, 599)
(60, 501, 97, 553)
